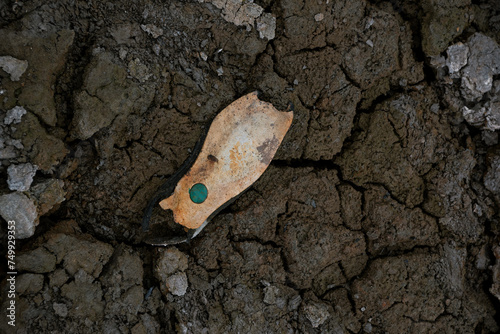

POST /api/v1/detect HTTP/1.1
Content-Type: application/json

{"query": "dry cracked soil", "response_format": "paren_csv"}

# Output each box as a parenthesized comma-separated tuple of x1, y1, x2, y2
(1, 0, 500, 333)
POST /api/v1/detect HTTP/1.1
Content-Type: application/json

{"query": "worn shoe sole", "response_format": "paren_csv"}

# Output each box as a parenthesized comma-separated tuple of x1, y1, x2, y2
(142, 92, 293, 245)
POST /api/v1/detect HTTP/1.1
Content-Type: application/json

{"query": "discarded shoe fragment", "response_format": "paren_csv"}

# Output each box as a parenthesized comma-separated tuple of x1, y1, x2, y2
(142, 92, 293, 245)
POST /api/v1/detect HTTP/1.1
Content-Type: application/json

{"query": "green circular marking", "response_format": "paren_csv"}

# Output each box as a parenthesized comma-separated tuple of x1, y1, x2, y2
(189, 183, 208, 204)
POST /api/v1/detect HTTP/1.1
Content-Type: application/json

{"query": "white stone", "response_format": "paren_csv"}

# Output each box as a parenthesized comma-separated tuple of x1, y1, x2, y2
(166, 272, 188, 296)
(460, 34, 500, 101)
(53, 303, 68, 317)
(256, 13, 276, 40)
(0, 56, 28, 81)
(156, 248, 189, 276)
(152, 44, 161, 56)
(0, 192, 38, 239)
(446, 42, 469, 74)
(303, 302, 330, 328)
(118, 48, 128, 60)
(4, 106, 27, 125)
(365, 17, 374, 30)
(7, 163, 37, 191)
(314, 13, 324, 22)
(485, 100, 500, 131)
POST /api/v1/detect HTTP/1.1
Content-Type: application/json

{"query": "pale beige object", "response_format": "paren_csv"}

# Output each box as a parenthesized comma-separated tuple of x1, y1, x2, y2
(159, 92, 293, 229)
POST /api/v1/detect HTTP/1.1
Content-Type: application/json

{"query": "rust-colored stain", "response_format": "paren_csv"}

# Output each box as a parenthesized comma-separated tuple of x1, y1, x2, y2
(159, 92, 293, 229)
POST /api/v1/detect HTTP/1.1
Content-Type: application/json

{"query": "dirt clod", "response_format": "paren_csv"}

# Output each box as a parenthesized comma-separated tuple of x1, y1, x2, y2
(0, 55, 28, 81)
(303, 301, 330, 328)
(0, 192, 38, 238)
(155, 247, 189, 297)
(4, 106, 26, 125)
(17, 247, 56, 273)
(7, 162, 37, 191)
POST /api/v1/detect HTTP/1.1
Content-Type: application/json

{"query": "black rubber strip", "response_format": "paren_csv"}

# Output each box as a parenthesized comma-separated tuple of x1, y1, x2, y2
(141, 125, 209, 232)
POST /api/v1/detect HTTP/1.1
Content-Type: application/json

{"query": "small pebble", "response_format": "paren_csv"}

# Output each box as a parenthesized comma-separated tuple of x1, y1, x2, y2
(314, 13, 324, 22)
(141, 24, 164, 38)
(53, 303, 68, 317)
(152, 44, 161, 56)
(0, 192, 38, 239)
(365, 17, 374, 30)
(7, 163, 37, 191)
(118, 48, 128, 60)
(304, 302, 330, 328)
(446, 42, 469, 74)
(430, 103, 439, 113)
(263, 285, 280, 305)
(4, 106, 27, 125)
(0, 56, 28, 81)
(166, 272, 188, 296)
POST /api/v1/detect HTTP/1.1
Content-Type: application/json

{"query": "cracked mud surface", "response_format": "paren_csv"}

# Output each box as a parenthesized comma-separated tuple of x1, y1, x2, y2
(1, 0, 500, 333)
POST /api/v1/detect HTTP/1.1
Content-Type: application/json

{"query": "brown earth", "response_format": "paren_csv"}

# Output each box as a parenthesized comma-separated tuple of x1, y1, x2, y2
(0, 0, 500, 333)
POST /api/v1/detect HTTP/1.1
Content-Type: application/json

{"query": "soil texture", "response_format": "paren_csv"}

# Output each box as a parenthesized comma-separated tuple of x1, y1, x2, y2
(1, 0, 500, 333)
